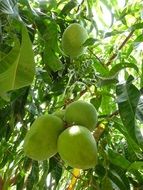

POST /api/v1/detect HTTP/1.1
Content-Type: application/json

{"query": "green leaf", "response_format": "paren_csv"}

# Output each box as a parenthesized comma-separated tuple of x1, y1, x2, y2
(96, 75, 118, 87)
(140, 60, 143, 87)
(131, 23, 143, 30)
(136, 95, 143, 122)
(0, 92, 10, 101)
(124, 142, 139, 162)
(116, 76, 140, 140)
(135, 34, 143, 42)
(95, 164, 106, 178)
(108, 170, 127, 190)
(108, 149, 131, 170)
(135, 124, 143, 149)
(104, 30, 123, 38)
(42, 21, 63, 72)
(83, 38, 98, 47)
(110, 164, 130, 190)
(48, 157, 58, 173)
(38, 161, 49, 189)
(0, 24, 35, 94)
(26, 161, 39, 190)
(128, 161, 143, 171)
(90, 94, 102, 111)
(0, 41, 20, 74)
(130, 170, 143, 184)
(100, 87, 114, 114)
(48, 157, 62, 185)
(16, 174, 25, 190)
(92, 58, 109, 76)
(52, 163, 62, 185)
(109, 62, 138, 76)
(101, 176, 113, 190)
(60, 0, 77, 16)
(113, 119, 142, 155)
(0, 0, 18, 15)
(44, 49, 64, 72)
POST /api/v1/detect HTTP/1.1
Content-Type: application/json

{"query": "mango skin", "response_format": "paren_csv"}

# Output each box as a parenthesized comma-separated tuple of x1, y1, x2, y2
(62, 23, 88, 58)
(65, 100, 98, 131)
(57, 125, 97, 169)
(53, 110, 65, 121)
(23, 115, 64, 161)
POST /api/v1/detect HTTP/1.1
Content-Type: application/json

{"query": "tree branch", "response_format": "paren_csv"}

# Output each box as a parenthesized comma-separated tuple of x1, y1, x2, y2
(98, 110, 119, 119)
(93, 110, 119, 141)
(106, 30, 135, 66)
(76, 0, 85, 13)
(88, 48, 106, 68)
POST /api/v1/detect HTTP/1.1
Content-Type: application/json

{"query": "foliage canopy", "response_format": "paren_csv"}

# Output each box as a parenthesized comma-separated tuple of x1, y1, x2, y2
(0, 0, 143, 189)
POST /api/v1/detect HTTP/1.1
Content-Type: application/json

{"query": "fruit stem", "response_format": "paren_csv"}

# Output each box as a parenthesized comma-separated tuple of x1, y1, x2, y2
(93, 123, 106, 142)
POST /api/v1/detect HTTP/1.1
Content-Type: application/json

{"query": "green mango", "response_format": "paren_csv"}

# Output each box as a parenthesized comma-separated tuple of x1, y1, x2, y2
(58, 125, 97, 169)
(62, 23, 88, 58)
(23, 114, 64, 161)
(52, 110, 65, 120)
(65, 100, 98, 131)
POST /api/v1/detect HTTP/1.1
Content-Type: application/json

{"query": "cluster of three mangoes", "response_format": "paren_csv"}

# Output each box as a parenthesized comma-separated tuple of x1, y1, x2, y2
(23, 100, 98, 169)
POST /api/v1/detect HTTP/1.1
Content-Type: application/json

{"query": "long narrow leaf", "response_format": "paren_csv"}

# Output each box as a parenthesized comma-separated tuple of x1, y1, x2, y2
(128, 161, 143, 171)
(116, 76, 140, 140)
(108, 149, 131, 170)
(0, 24, 35, 94)
(0, 40, 20, 74)
(113, 119, 143, 156)
(136, 95, 143, 122)
(109, 62, 138, 76)
(108, 170, 127, 190)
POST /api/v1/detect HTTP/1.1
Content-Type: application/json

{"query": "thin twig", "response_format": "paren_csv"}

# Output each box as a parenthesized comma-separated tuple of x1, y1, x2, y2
(76, 0, 85, 13)
(106, 30, 135, 66)
(88, 48, 106, 68)
(98, 110, 119, 119)
(118, 30, 134, 51)
(108, 110, 119, 118)
(64, 87, 88, 108)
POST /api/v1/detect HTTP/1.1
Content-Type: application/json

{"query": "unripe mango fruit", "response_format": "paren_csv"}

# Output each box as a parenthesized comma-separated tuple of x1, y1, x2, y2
(65, 100, 98, 131)
(62, 23, 88, 58)
(57, 125, 97, 169)
(23, 115, 64, 161)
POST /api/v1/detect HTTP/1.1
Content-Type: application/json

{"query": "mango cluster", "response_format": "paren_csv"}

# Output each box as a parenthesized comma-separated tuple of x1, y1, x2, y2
(23, 100, 98, 169)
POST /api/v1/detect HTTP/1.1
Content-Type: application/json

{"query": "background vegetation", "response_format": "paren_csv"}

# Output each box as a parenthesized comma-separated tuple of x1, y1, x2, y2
(0, 0, 143, 189)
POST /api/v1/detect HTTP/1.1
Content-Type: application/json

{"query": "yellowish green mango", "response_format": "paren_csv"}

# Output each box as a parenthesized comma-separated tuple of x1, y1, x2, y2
(62, 23, 88, 58)
(57, 125, 97, 169)
(52, 110, 65, 121)
(23, 114, 64, 161)
(65, 100, 98, 131)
